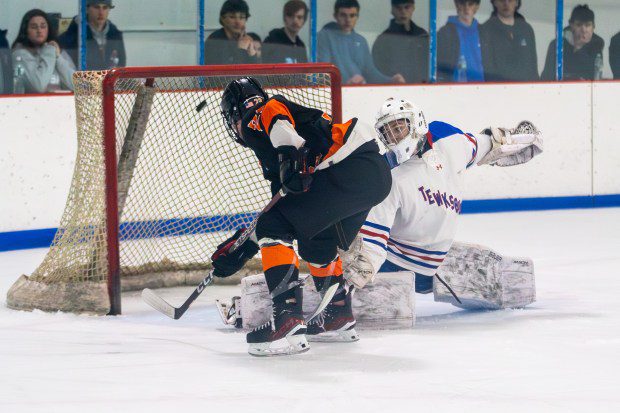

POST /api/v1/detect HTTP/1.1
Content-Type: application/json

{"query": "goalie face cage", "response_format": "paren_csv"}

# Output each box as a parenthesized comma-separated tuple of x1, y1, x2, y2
(7, 64, 342, 315)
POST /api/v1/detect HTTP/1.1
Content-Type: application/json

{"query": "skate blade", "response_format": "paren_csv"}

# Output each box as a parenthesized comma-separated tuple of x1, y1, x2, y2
(248, 335, 310, 357)
(308, 324, 360, 343)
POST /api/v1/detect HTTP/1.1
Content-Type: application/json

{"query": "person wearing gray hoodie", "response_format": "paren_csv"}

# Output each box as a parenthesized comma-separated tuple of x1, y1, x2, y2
(12, 9, 75, 93)
(318, 0, 404, 85)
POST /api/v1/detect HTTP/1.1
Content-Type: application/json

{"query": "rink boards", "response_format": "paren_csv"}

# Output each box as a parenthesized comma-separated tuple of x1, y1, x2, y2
(1, 81, 620, 247)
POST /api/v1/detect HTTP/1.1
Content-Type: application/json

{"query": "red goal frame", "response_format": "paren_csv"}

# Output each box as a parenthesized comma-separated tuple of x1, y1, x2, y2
(101, 64, 342, 314)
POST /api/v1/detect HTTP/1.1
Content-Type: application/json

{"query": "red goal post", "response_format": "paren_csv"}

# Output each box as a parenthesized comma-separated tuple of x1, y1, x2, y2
(7, 64, 342, 315)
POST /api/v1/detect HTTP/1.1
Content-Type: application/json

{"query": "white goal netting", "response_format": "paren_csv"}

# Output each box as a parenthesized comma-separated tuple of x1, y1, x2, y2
(7, 65, 339, 314)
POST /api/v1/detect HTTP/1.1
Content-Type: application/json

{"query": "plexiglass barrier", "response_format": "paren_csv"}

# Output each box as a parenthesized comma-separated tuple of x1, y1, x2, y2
(1, 0, 620, 96)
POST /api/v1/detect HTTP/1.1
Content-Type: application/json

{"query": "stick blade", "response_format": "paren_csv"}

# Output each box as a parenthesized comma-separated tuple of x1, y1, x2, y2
(142, 288, 178, 319)
(306, 283, 339, 322)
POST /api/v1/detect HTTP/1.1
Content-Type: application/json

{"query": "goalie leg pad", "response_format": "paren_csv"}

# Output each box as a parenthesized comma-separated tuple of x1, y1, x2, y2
(347, 271, 415, 329)
(434, 242, 536, 310)
(224, 271, 415, 330)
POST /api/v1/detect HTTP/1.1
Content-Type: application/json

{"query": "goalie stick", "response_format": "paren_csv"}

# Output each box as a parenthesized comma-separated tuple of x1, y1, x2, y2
(141, 189, 339, 321)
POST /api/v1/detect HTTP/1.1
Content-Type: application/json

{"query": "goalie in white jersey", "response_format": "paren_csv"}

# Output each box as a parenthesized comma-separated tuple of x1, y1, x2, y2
(343, 97, 541, 312)
(217, 97, 542, 340)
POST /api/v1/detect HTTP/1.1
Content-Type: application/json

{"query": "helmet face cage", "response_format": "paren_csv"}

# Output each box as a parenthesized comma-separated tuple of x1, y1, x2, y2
(377, 115, 414, 147)
(375, 98, 427, 155)
(222, 109, 243, 144)
(221, 83, 243, 143)
(220, 77, 268, 146)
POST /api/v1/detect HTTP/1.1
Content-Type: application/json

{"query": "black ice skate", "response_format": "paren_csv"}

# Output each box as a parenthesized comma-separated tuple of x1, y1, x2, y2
(306, 289, 359, 342)
(246, 299, 309, 357)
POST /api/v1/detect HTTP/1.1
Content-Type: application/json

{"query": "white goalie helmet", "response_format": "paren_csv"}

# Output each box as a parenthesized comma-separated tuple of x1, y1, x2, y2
(375, 97, 429, 155)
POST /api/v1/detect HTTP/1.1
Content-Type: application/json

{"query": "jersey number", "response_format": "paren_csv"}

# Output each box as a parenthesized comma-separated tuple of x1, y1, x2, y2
(247, 107, 264, 132)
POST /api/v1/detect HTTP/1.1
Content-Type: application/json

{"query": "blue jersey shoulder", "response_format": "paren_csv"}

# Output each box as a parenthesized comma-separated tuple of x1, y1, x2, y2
(428, 121, 465, 142)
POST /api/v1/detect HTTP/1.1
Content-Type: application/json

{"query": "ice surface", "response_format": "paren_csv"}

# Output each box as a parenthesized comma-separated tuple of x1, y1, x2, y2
(1, 208, 619, 412)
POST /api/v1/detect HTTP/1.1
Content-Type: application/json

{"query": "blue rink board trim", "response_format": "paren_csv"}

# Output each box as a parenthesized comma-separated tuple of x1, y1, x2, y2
(1, 194, 619, 252)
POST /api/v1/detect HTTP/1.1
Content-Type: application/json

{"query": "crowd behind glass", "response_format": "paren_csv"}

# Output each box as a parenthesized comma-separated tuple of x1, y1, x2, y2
(1, 0, 619, 95)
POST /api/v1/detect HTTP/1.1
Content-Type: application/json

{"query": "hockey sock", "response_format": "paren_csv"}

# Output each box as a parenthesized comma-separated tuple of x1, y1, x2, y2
(308, 257, 347, 304)
(260, 238, 300, 304)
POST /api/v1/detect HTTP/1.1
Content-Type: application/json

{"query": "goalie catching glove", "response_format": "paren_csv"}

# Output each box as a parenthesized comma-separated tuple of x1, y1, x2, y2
(477, 120, 543, 167)
(211, 228, 259, 277)
(277, 146, 313, 195)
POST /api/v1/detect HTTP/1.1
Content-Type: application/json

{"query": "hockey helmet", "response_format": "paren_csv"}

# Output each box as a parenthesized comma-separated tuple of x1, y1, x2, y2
(375, 97, 428, 154)
(221, 77, 269, 145)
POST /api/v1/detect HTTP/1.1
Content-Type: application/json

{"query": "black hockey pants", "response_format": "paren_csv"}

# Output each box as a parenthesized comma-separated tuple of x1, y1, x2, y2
(256, 140, 392, 264)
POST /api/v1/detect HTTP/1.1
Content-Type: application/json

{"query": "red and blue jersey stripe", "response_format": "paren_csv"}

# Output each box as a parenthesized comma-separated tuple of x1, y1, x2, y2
(360, 221, 449, 274)
(386, 239, 448, 271)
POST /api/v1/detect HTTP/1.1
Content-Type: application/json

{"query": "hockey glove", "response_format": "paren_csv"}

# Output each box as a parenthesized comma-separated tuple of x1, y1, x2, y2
(477, 121, 543, 167)
(211, 228, 259, 277)
(277, 146, 313, 195)
(339, 235, 377, 289)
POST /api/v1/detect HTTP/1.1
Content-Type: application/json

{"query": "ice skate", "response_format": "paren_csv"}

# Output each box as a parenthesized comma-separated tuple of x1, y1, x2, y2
(246, 299, 309, 356)
(306, 289, 359, 342)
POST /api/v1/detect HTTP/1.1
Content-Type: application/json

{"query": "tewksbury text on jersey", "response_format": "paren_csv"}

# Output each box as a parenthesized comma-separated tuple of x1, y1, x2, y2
(418, 186, 462, 213)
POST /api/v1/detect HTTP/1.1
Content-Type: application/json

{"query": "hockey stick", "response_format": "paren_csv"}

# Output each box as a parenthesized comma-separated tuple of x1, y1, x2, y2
(142, 190, 285, 319)
(306, 282, 339, 322)
(434, 274, 462, 304)
(142, 192, 340, 321)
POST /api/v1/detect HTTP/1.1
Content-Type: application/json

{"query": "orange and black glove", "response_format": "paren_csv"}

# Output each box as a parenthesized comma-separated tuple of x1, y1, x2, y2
(210, 228, 259, 277)
(277, 146, 313, 195)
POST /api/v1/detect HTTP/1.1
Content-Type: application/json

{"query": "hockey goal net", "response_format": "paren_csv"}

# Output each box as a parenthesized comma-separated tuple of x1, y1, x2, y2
(7, 64, 341, 315)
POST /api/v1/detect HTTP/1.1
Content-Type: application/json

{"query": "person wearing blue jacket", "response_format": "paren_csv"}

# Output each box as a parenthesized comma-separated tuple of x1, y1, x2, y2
(318, 0, 405, 85)
(437, 0, 485, 83)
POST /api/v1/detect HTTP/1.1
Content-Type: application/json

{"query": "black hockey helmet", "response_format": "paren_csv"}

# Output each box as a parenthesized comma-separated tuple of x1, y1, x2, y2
(221, 77, 268, 145)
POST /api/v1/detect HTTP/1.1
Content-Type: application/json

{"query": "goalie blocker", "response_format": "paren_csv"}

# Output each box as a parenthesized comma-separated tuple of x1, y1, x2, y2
(216, 242, 536, 330)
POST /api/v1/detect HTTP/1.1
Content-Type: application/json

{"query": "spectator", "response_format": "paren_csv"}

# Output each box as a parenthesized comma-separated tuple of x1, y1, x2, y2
(372, 0, 429, 84)
(11, 9, 75, 93)
(480, 0, 538, 81)
(263, 0, 309, 64)
(204, 0, 259, 65)
(437, 0, 484, 83)
(541, 5, 604, 81)
(1, 27, 12, 94)
(318, 0, 405, 85)
(59, 0, 126, 70)
(609, 31, 620, 79)
(247, 32, 263, 62)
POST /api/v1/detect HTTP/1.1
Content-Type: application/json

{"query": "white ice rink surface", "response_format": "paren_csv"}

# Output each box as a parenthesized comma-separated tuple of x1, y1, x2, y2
(1, 208, 619, 413)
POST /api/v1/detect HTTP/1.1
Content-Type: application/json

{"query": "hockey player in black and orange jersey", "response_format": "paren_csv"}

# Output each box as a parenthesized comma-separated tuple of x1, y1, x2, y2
(213, 77, 391, 356)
